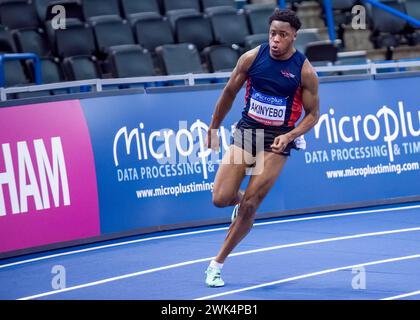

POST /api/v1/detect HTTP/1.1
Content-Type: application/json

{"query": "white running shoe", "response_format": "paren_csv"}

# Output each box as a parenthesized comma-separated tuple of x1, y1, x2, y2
(205, 267, 225, 287)
(231, 204, 239, 223)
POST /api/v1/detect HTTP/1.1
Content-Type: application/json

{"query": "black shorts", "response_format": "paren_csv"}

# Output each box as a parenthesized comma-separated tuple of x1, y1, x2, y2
(231, 119, 298, 157)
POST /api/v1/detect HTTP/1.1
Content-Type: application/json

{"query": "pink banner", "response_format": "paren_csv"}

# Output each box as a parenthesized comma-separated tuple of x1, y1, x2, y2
(0, 100, 100, 253)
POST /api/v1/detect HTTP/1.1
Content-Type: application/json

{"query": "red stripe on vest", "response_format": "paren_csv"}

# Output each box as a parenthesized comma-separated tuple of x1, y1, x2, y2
(289, 86, 303, 126)
(244, 78, 251, 109)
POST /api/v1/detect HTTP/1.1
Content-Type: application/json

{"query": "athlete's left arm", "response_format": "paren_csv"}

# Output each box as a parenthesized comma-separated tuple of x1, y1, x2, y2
(271, 60, 320, 153)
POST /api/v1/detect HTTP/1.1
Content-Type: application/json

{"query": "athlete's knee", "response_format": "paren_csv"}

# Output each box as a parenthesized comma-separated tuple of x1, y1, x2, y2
(212, 192, 237, 208)
(238, 195, 259, 221)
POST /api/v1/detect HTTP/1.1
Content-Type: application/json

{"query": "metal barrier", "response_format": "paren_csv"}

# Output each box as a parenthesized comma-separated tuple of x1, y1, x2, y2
(363, 0, 420, 28)
(2, 60, 420, 102)
(0, 53, 42, 88)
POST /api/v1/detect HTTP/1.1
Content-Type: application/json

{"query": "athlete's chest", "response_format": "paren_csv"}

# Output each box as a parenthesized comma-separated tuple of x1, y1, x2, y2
(249, 60, 301, 96)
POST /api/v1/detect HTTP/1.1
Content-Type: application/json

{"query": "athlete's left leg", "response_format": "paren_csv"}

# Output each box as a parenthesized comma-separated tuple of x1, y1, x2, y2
(214, 150, 289, 264)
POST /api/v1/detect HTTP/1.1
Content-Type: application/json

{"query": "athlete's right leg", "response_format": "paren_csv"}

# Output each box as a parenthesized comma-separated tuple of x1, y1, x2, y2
(211, 145, 251, 208)
(206, 145, 251, 287)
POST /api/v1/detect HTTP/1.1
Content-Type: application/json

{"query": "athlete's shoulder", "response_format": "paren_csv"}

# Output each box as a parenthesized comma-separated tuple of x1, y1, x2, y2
(300, 59, 319, 96)
(301, 59, 318, 87)
(236, 46, 261, 73)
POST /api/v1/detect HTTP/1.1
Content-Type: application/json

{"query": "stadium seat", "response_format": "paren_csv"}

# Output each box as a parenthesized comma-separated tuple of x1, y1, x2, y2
(13, 28, 52, 57)
(44, 0, 84, 21)
(405, 0, 420, 45)
(304, 40, 338, 63)
(166, 8, 199, 28)
(405, 0, 420, 23)
(327, 0, 358, 47)
(134, 16, 174, 51)
(26, 56, 65, 83)
(82, 0, 120, 19)
(367, 0, 407, 51)
(2, 60, 30, 87)
(107, 45, 156, 77)
(53, 20, 96, 58)
(201, 0, 235, 10)
(0, 26, 16, 53)
(244, 4, 276, 34)
(121, 0, 160, 18)
(40, 57, 65, 83)
(155, 43, 204, 75)
(204, 5, 236, 16)
(203, 44, 240, 72)
(244, 33, 267, 51)
(90, 16, 135, 55)
(295, 29, 322, 53)
(26, 56, 68, 95)
(208, 9, 250, 46)
(162, 0, 200, 13)
(127, 11, 161, 26)
(331, 0, 358, 10)
(63, 55, 101, 80)
(0, 0, 40, 30)
(35, 0, 54, 21)
(175, 14, 214, 51)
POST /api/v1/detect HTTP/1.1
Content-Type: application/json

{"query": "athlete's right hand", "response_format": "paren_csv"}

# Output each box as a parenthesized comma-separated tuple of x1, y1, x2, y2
(206, 127, 220, 152)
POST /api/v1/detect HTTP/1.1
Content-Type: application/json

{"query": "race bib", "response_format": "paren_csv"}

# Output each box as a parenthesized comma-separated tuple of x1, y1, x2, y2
(248, 90, 287, 126)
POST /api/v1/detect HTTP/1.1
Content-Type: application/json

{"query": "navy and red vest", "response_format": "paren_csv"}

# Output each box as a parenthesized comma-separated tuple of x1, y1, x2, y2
(242, 43, 306, 130)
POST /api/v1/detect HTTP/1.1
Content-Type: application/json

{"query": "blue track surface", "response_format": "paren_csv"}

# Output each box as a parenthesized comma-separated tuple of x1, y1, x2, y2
(1, 203, 420, 300)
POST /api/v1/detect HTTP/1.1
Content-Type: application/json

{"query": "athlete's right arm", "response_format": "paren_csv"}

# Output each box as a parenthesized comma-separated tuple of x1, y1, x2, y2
(207, 47, 259, 150)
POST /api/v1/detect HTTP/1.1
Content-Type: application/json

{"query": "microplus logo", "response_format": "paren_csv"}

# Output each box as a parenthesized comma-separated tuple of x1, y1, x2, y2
(314, 101, 420, 162)
(113, 120, 235, 180)
(0, 137, 70, 216)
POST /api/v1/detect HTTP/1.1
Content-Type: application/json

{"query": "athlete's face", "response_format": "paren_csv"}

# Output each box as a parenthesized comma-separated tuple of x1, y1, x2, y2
(268, 20, 297, 58)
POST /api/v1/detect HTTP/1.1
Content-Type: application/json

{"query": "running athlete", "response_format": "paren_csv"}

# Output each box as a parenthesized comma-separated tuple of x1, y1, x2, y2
(205, 8, 320, 287)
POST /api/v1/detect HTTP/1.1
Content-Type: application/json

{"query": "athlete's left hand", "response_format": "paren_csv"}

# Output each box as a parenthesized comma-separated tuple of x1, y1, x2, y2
(271, 134, 292, 154)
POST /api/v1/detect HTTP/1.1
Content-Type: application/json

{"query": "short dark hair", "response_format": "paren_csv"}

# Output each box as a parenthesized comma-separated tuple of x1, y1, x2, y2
(269, 8, 302, 31)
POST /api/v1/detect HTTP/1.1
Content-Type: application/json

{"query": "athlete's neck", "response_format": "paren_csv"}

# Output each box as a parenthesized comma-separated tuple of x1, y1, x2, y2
(269, 47, 296, 61)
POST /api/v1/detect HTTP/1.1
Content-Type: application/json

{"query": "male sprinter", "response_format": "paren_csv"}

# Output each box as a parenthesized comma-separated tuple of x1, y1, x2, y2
(205, 8, 320, 287)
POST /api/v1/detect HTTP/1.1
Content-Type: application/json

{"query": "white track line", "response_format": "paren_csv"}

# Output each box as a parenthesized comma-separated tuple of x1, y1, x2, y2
(2, 204, 420, 269)
(381, 290, 420, 300)
(17, 226, 420, 300)
(195, 254, 420, 300)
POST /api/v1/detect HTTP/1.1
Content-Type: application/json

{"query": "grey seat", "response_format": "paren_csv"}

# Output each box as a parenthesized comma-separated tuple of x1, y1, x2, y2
(175, 14, 214, 51)
(367, 0, 407, 50)
(244, 33, 267, 51)
(121, 0, 160, 17)
(0, 0, 40, 30)
(53, 20, 96, 58)
(13, 28, 52, 57)
(0, 25, 16, 53)
(82, 0, 120, 19)
(2, 60, 30, 87)
(201, 0, 235, 10)
(44, 0, 84, 21)
(90, 16, 135, 55)
(108, 45, 156, 78)
(155, 43, 204, 75)
(244, 4, 276, 35)
(134, 16, 174, 51)
(295, 29, 321, 53)
(63, 55, 101, 80)
(304, 40, 338, 64)
(203, 44, 240, 72)
(209, 9, 250, 46)
(162, 0, 200, 13)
